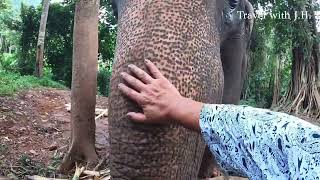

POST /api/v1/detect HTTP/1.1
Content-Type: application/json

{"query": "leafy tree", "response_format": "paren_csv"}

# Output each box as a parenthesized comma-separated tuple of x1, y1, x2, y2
(18, 0, 117, 94)
(18, 4, 40, 75)
(244, 0, 320, 118)
(0, 0, 20, 54)
(279, 0, 320, 117)
(0, 0, 7, 10)
(45, 2, 74, 85)
(0, 0, 19, 74)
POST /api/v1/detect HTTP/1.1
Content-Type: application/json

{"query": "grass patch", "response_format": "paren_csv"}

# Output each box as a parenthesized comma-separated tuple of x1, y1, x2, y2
(0, 71, 66, 96)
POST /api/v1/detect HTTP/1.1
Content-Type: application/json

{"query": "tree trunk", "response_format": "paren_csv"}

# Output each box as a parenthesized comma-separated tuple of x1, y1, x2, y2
(108, 1, 223, 179)
(1, 36, 7, 53)
(272, 55, 281, 106)
(0, 35, 3, 53)
(310, 8, 320, 88)
(59, 0, 99, 173)
(280, 0, 320, 118)
(288, 46, 320, 117)
(35, 0, 50, 77)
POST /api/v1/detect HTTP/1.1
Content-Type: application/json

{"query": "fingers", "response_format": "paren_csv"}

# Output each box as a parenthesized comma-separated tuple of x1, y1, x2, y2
(118, 83, 144, 104)
(145, 59, 164, 79)
(128, 64, 153, 84)
(120, 72, 145, 92)
(127, 112, 147, 122)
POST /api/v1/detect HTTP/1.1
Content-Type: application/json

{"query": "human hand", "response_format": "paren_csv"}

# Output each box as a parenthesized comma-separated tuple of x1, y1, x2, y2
(118, 59, 183, 124)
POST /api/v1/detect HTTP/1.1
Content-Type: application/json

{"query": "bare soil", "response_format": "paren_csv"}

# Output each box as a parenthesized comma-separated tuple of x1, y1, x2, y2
(0, 88, 319, 179)
(0, 88, 109, 179)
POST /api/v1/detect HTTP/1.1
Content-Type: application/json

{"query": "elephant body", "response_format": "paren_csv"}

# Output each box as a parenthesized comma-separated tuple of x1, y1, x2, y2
(218, 0, 253, 104)
(108, 0, 253, 179)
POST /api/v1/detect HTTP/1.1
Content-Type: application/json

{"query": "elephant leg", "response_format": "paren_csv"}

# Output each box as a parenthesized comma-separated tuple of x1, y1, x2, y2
(200, 35, 247, 178)
(198, 146, 219, 178)
(199, 50, 248, 176)
(221, 35, 246, 104)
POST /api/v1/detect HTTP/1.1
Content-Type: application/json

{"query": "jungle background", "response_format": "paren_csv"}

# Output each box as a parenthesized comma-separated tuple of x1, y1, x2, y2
(0, 0, 319, 178)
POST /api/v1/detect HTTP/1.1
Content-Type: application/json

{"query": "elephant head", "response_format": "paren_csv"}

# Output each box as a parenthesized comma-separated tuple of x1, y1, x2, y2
(108, 0, 224, 179)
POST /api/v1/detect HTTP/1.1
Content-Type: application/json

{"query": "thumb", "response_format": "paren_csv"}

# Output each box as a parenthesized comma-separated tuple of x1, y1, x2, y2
(127, 112, 147, 122)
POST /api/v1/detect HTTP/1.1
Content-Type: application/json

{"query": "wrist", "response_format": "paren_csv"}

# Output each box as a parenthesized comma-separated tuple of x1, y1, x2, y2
(168, 96, 204, 131)
(167, 96, 188, 121)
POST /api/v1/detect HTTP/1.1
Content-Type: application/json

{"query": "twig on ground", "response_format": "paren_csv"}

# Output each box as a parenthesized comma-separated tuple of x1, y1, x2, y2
(65, 104, 108, 118)
(25, 175, 67, 180)
(94, 157, 106, 170)
(72, 164, 85, 180)
(83, 170, 100, 176)
(95, 108, 108, 120)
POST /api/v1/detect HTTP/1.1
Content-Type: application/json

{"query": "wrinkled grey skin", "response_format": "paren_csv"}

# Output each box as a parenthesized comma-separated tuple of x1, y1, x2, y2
(110, 0, 253, 178)
(198, 1, 254, 176)
(112, 0, 254, 104)
(217, 0, 254, 104)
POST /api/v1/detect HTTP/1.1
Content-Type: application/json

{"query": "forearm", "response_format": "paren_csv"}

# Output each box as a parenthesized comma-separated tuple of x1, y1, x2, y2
(168, 97, 204, 131)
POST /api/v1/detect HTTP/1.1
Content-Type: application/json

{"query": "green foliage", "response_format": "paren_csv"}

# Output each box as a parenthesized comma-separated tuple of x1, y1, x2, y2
(1, 152, 63, 179)
(0, 71, 65, 96)
(243, 16, 276, 107)
(18, 4, 39, 75)
(0, 0, 7, 10)
(0, 0, 18, 30)
(99, 0, 117, 63)
(0, 53, 18, 72)
(17, 1, 117, 93)
(0, 0, 20, 58)
(240, 98, 257, 107)
(243, 0, 319, 108)
(96, 2, 117, 97)
(97, 62, 112, 96)
(3, 153, 63, 179)
(0, 0, 117, 96)
(45, 2, 74, 86)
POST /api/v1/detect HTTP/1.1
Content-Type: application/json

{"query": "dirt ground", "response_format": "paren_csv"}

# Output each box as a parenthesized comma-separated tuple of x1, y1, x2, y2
(1, 88, 319, 179)
(0, 88, 109, 179)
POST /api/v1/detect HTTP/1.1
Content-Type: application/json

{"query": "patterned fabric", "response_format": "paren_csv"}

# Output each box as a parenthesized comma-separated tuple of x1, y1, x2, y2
(199, 104, 320, 180)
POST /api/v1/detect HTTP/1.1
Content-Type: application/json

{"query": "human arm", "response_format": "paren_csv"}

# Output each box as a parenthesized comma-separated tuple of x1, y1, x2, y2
(118, 59, 320, 178)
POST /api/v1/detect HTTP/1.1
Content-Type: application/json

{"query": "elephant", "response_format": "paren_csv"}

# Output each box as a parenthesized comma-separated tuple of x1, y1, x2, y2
(198, 0, 254, 176)
(218, 0, 254, 104)
(108, 0, 254, 179)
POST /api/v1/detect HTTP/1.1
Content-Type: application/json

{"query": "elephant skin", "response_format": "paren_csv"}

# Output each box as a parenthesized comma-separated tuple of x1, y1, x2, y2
(109, 0, 254, 179)
(199, 0, 254, 176)
(108, 0, 223, 179)
(218, 0, 254, 104)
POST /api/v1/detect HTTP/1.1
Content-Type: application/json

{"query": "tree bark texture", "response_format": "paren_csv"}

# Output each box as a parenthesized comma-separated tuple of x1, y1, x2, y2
(279, 0, 320, 118)
(272, 56, 281, 106)
(35, 0, 50, 77)
(59, 0, 100, 173)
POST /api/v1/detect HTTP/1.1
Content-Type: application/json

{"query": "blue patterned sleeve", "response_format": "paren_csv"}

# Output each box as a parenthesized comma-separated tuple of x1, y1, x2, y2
(199, 104, 320, 180)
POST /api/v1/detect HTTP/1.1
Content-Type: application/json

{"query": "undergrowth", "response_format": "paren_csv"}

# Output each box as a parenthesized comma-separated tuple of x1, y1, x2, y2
(0, 152, 64, 179)
(0, 71, 66, 96)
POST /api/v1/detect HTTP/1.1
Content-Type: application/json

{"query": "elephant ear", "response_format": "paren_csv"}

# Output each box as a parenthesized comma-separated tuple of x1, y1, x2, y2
(244, 0, 254, 36)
